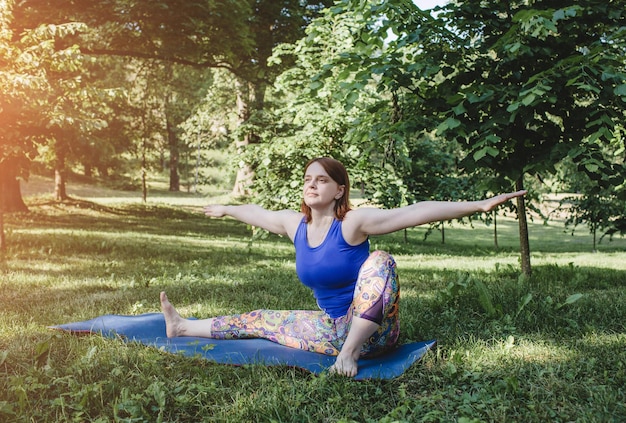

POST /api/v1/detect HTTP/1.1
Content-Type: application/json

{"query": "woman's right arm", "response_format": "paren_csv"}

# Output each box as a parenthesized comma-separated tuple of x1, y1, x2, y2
(203, 204, 301, 239)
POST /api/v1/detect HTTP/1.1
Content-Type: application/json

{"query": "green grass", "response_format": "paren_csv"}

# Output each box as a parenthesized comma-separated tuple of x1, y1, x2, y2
(1, 193, 625, 422)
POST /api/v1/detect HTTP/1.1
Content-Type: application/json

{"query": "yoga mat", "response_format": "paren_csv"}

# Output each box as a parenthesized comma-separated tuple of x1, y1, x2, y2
(51, 313, 436, 380)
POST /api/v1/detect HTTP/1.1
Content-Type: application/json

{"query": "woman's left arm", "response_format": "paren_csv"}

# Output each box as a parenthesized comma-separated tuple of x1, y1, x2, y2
(349, 190, 527, 237)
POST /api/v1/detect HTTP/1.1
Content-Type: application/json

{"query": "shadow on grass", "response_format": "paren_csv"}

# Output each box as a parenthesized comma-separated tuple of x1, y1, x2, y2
(7, 203, 251, 239)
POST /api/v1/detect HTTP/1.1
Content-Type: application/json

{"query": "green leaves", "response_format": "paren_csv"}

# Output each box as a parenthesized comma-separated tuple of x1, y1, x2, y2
(614, 84, 626, 98)
(436, 117, 461, 135)
(473, 146, 499, 162)
(506, 81, 555, 113)
(513, 9, 563, 39)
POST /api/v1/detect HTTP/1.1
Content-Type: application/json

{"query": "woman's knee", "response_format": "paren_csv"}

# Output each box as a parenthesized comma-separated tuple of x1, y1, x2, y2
(361, 251, 396, 279)
(366, 250, 395, 267)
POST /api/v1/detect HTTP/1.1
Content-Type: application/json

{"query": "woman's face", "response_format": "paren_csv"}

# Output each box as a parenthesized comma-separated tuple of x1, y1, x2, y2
(303, 161, 345, 208)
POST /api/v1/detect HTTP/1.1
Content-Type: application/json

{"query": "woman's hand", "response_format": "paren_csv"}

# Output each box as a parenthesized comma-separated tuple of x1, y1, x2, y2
(479, 190, 527, 213)
(203, 204, 228, 218)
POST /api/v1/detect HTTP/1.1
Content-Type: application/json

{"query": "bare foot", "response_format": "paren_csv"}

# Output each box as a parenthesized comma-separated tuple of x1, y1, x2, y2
(160, 291, 185, 338)
(329, 352, 359, 377)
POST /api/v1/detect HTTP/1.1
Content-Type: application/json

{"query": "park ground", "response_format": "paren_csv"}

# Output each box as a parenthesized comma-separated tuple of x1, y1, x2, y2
(0, 175, 624, 422)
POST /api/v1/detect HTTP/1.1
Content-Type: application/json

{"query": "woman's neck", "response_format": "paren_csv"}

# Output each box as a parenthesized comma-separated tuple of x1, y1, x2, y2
(309, 207, 335, 226)
(306, 213, 334, 247)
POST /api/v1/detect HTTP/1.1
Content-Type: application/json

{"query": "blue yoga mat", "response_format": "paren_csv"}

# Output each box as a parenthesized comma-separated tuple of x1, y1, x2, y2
(51, 313, 436, 380)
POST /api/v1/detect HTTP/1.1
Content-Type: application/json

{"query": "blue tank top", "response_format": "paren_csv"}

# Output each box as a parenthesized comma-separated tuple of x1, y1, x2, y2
(294, 218, 370, 318)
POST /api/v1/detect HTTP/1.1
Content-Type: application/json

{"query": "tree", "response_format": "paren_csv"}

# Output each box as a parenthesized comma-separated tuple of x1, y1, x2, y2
(226, 0, 335, 195)
(556, 131, 626, 249)
(300, 0, 626, 275)
(72, 56, 133, 180)
(431, 1, 626, 274)
(564, 191, 624, 250)
(10, 0, 333, 200)
(10, 0, 252, 200)
(244, 1, 478, 225)
(1, 0, 48, 246)
(1, 0, 100, 209)
(179, 69, 238, 192)
(157, 64, 212, 192)
(0, 0, 31, 215)
(243, 4, 402, 210)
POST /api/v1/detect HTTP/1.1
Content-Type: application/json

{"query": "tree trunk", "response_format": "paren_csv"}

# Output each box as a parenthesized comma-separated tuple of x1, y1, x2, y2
(83, 163, 93, 178)
(516, 176, 532, 276)
(493, 210, 499, 248)
(139, 110, 148, 203)
(0, 210, 5, 252)
(54, 168, 68, 201)
(194, 136, 201, 193)
(441, 221, 445, 244)
(0, 161, 29, 213)
(167, 116, 180, 191)
(97, 165, 109, 178)
(0, 174, 5, 252)
(142, 137, 148, 203)
(592, 221, 597, 251)
(54, 146, 68, 202)
(0, 160, 28, 251)
(232, 78, 265, 197)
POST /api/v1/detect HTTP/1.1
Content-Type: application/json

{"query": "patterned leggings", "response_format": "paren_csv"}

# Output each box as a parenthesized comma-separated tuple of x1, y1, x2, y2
(210, 250, 400, 357)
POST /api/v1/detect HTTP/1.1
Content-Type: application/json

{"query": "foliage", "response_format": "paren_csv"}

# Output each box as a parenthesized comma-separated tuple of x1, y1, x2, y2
(1, 195, 625, 422)
(555, 129, 626, 248)
(252, 2, 462, 211)
(1, 2, 99, 171)
(564, 192, 625, 246)
(2, 0, 625, 266)
(8, 0, 254, 193)
(247, 6, 375, 210)
(12, 0, 255, 73)
(293, 0, 626, 194)
(266, 0, 625, 275)
(4, 0, 335, 204)
(429, 1, 626, 191)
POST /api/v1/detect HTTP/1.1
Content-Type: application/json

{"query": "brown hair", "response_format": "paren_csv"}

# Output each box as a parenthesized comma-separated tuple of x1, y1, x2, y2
(300, 157, 351, 222)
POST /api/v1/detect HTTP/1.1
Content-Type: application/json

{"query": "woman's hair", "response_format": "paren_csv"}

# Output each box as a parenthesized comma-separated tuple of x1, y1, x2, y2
(300, 157, 351, 222)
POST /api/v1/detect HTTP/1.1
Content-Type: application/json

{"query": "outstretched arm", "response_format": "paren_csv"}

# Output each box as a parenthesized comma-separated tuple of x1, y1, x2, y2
(349, 190, 527, 237)
(203, 204, 301, 238)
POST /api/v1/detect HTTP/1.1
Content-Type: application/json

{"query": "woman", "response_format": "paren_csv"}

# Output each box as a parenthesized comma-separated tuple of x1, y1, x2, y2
(160, 157, 526, 376)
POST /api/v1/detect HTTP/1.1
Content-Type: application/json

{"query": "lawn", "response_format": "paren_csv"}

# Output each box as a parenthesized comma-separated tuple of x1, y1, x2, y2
(1, 185, 625, 422)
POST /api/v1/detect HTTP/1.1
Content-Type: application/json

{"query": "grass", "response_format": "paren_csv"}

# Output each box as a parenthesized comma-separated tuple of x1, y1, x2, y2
(1, 188, 625, 422)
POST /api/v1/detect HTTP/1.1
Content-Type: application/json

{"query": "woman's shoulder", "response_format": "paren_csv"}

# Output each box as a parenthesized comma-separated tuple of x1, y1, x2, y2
(343, 207, 380, 222)
(340, 209, 370, 245)
(279, 210, 306, 240)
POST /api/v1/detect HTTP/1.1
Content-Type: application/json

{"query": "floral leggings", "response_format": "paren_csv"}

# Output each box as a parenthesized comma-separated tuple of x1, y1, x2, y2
(210, 250, 400, 357)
